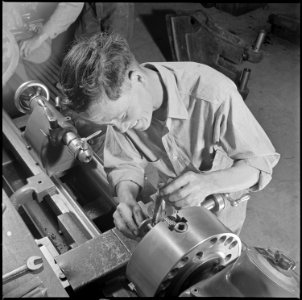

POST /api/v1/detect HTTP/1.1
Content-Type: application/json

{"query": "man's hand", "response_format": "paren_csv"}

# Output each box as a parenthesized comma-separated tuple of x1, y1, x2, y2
(113, 200, 145, 240)
(19, 33, 47, 58)
(159, 161, 260, 210)
(159, 171, 211, 209)
(113, 181, 145, 240)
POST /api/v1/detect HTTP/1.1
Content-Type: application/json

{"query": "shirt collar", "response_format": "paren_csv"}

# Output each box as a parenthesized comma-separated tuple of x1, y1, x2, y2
(142, 62, 189, 121)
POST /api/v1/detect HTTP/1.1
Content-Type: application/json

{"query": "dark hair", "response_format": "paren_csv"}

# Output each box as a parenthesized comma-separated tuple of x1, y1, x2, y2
(60, 32, 134, 112)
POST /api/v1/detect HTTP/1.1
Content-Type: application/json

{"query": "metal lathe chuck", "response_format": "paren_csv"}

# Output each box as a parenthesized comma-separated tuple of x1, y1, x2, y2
(126, 206, 241, 297)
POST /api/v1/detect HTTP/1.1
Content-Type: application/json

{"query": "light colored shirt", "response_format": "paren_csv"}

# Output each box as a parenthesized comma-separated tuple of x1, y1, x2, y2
(2, 2, 84, 39)
(102, 62, 280, 194)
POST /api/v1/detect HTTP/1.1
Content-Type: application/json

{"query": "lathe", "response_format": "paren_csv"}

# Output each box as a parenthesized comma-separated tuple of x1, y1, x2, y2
(2, 78, 300, 297)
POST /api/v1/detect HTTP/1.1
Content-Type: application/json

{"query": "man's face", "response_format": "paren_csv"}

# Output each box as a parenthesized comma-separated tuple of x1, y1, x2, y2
(80, 81, 154, 133)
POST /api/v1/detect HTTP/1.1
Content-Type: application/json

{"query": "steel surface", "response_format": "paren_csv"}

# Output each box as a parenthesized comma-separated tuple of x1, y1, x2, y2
(127, 206, 241, 296)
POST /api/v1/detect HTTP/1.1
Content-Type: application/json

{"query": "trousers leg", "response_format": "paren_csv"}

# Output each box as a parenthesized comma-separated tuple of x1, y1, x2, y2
(100, 3, 135, 42)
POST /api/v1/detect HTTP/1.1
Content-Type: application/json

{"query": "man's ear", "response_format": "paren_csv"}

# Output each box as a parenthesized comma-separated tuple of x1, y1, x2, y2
(128, 70, 144, 84)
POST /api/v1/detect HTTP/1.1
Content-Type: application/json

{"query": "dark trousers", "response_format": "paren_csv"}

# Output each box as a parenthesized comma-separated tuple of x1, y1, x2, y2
(74, 3, 135, 42)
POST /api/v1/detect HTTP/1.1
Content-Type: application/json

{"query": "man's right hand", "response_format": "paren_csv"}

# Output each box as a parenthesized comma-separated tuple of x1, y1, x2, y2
(113, 201, 145, 240)
(113, 181, 145, 240)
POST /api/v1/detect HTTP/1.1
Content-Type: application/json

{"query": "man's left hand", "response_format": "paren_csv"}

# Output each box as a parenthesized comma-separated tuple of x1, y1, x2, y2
(159, 171, 212, 209)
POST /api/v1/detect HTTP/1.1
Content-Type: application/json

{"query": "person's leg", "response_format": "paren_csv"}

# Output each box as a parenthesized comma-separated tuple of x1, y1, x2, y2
(100, 3, 135, 42)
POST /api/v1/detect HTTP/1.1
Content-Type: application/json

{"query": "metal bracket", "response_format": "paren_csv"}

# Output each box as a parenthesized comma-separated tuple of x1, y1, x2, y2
(35, 237, 70, 289)
(10, 172, 57, 209)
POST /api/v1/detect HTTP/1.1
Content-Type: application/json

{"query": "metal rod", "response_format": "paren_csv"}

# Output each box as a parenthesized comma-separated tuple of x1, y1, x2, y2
(201, 198, 216, 211)
(239, 68, 251, 91)
(253, 29, 266, 52)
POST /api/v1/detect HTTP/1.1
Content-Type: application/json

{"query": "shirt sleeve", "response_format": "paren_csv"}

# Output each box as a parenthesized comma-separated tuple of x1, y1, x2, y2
(42, 2, 84, 39)
(214, 88, 280, 191)
(103, 126, 148, 195)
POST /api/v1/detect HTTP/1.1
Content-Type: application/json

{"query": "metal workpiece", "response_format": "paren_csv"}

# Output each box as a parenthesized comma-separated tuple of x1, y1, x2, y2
(127, 206, 242, 297)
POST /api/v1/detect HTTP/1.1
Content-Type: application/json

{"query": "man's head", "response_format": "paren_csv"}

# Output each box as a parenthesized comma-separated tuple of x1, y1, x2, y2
(60, 32, 156, 133)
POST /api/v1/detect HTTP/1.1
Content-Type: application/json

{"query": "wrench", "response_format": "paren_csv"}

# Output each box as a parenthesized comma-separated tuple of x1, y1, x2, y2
(3, 256, 43, 284)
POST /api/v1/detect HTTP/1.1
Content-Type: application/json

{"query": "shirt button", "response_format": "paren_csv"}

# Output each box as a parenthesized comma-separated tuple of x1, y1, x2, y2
(172, 154, 178, 160)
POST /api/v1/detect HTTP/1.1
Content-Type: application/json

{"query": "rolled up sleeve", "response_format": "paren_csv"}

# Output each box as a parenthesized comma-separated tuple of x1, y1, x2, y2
(215, 88, 280, 191)
(103, 126, 148, 194)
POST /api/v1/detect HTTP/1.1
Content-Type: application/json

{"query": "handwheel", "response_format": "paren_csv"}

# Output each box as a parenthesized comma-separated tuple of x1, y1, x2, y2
(14, 80, 50, 114)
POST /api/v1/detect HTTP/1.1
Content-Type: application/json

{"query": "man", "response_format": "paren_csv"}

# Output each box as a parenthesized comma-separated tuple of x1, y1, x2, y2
(60, 32, 280, 239)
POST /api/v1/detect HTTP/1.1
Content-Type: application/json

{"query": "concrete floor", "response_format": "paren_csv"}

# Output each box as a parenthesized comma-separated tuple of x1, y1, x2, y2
(130, 3, 300, 275)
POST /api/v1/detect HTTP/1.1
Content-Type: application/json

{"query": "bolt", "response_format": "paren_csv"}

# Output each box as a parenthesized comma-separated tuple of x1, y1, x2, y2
(128, 282, 136, 291)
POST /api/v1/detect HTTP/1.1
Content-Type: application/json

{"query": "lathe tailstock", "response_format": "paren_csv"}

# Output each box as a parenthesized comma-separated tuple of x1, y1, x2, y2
(2, 80, 300, 298)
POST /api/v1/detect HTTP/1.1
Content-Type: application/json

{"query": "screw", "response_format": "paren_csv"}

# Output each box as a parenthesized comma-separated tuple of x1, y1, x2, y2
(59, 272, 66, 280)
(190, 287, 201, 297)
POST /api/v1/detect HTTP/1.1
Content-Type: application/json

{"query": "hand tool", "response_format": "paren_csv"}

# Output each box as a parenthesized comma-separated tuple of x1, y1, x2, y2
(151, 191, 164, 226)
(3, 256, 43, 284)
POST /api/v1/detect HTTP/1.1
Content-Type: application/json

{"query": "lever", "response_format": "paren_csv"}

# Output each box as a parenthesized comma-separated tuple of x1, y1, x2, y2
(81, 129, 103, 143)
